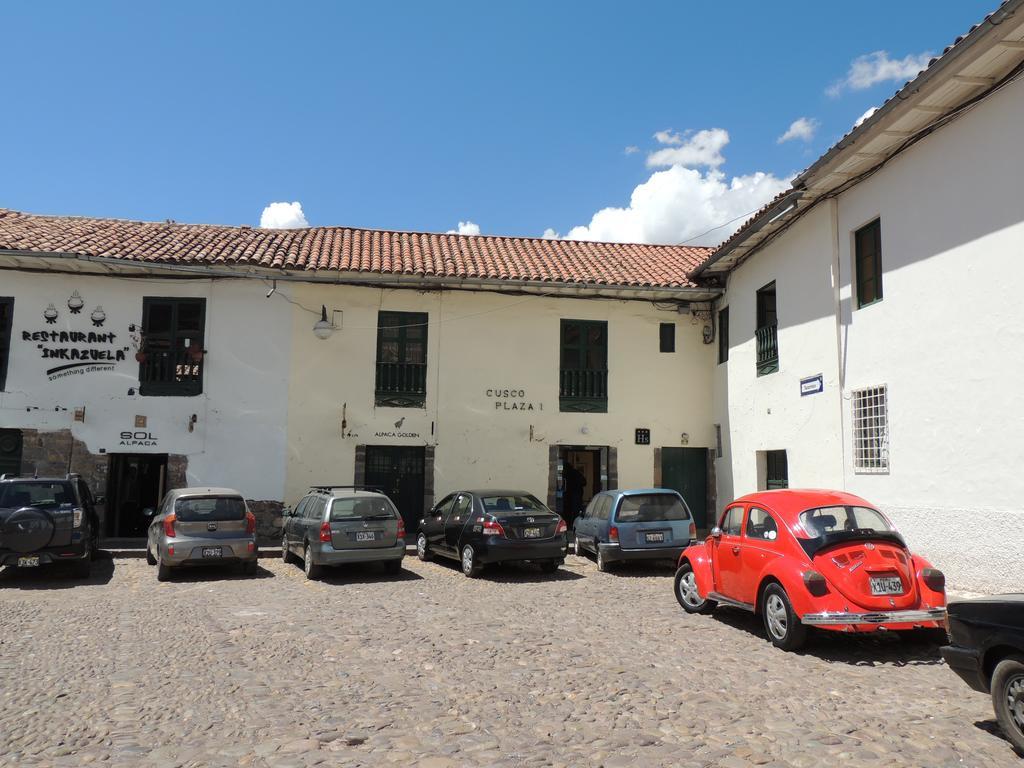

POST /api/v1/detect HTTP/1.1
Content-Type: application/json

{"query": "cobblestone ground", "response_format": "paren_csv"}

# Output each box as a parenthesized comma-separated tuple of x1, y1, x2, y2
(0, 552, 1018, 768)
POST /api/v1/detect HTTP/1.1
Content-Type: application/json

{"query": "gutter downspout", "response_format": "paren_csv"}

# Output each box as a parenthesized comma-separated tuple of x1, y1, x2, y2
(829, 199, 847, 489)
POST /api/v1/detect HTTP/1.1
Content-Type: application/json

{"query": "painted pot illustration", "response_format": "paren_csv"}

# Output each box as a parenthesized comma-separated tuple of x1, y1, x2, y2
(67, 290, 84, 313)
(43, 304, 59, 324)
(90, 306, 106, 327)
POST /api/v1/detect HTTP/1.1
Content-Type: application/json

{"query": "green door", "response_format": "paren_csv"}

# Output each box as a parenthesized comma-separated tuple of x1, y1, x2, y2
(661, 447, 708, 530)
(0, 429, 22, 477)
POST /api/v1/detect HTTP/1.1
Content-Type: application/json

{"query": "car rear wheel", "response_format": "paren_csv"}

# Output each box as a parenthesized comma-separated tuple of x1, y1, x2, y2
(72, 549, 91, 579)
(156, 554, 173, 583)
(303, 544, 323, 581)
(461, 545, 482, 578)
(991, 656, 1024, 753)
(574, 534, 586, 557)
(596, 546, 609, 572)
(674, 562, 716, 614)
(145, 544, 157, 566)
(761, 584, 807, 651)
(416, 533, 431, 561)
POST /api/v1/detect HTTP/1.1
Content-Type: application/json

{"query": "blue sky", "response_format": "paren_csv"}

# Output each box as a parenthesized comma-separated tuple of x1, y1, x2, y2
(1, 1, 996, 244)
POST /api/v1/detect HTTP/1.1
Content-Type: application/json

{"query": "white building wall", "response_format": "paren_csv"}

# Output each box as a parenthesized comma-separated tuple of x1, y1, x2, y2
(0, 271, 291, 501)
(715, 74, 1024, 593)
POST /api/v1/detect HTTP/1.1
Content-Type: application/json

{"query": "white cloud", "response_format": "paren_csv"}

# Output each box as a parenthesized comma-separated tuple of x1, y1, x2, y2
(646, 128, 729, 169)
(546, 129, 790, 246)
(623, 145, 640, 155)
(828, 50, 932, 97)
(259, 201, 308, 229)
(854, 106, 879, 128)
(777, 117, 819, 144)
(446, 220, 481, 236)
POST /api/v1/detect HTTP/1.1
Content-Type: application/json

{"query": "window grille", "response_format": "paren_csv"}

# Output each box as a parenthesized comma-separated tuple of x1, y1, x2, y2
(852, 385, 889, 473)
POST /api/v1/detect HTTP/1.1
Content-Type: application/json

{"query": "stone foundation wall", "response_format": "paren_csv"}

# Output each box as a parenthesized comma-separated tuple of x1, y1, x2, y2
(19, 429, 109, 498)
(247, 500, 284, 544)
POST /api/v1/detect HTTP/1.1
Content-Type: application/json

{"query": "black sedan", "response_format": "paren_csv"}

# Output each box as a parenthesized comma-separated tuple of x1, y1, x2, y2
(941, 594, 1024, 753)
(416, 490, 567, 577)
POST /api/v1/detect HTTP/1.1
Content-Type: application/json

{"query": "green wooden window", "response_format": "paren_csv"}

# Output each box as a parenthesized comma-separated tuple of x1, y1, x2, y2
(765, 450, 788, 489)
(139, 297, 206, 396)
(375, 311, 428, 408)
(560, 319, 608, 413)
(855, 219, 883, 308)
(659, 323, 675, 353)
(0, 298, 13, 391)
(755, 282, 778, 376)
(717, 306, 729, 364)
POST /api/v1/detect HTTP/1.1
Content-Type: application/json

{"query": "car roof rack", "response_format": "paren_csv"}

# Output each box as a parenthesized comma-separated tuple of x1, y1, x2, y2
(308, 484, 386, 494)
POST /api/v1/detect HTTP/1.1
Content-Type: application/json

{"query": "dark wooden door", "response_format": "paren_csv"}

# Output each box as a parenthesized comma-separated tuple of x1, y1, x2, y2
(106, 454, 167, 537)
(661, 447, 709, 530)
(364, 446, 426, 537)
(0, 429, 22, 476)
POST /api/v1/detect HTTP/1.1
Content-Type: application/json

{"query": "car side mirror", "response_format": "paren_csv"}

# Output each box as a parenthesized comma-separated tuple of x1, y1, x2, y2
(143, 507, 156, 517)
(710, 527, 722, 539)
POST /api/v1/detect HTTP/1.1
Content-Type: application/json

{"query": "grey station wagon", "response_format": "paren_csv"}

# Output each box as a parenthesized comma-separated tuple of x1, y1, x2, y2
(573, 488, 696, 571)
(282, 486, 406, 580)
(145, 487, 259, 581)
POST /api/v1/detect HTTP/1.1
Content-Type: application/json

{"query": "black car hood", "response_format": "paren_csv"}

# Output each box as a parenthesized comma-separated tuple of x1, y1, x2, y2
(947, 594, 1024, 629)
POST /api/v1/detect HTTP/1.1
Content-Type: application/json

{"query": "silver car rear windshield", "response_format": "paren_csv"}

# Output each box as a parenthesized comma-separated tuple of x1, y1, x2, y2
(175, 496, 246, 521)
(0, 482, 75, 509)
(330, 497, 397, 521)
(481, 495, 547, 513)
(616, 494, 691, 522)
(798, 506, 893, 538)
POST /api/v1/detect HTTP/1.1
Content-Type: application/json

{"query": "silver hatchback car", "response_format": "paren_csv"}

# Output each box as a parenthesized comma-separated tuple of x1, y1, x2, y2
(282, 486, 406, 580)
(145, 487, 259, 581)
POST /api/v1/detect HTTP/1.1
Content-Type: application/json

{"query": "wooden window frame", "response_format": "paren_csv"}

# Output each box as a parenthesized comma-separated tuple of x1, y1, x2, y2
(0, 298, 13, 391)
(659, 322, 675, 353)
(854, 218, 883, 309)
(755, 282, 778, 376)
(717, 306, 729, 365)
(559, 319, 608, 413)
(139, 297, 206, 397)
(375, 311, 428, 408)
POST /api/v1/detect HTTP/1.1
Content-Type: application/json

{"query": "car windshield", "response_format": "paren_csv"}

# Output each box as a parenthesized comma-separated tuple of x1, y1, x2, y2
(798, 506, 894, 538)
(481, 495, 547, 513)
(0, 482, 74, 509)
(330, 497, 397, 520)
(616, 494, 691, 522)
(175, 496, 246, 521)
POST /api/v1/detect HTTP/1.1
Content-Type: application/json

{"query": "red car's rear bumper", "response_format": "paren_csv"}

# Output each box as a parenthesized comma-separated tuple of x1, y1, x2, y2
(801, 607, 946, 629)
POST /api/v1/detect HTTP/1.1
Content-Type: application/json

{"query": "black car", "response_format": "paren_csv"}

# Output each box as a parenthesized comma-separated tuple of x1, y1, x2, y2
(0, 473, 101, 577)
(416, 489, 567, 577)
(941, 595, 1024, 753)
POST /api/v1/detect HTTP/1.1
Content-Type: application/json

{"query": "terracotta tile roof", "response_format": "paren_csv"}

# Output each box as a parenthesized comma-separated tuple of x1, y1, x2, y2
(0, 209, 713, 289)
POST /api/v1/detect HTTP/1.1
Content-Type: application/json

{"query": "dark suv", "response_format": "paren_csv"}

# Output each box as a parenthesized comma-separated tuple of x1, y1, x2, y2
(0, 474, 100, 577)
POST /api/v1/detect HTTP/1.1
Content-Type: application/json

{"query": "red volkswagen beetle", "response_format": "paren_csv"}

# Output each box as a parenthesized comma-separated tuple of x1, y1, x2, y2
(674, 490, 947, 650)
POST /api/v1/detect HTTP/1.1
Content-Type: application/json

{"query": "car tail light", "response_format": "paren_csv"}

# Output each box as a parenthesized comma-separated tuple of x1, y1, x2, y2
(245, 511, 257, 535)
(167, 545, 174, 556)
(481, 519, 506, 537)
(319, 521, 332, 542)
(72, 508, 84, 528)
(609, 526, 619, 543)
(802, 570, 829, 596)
(163, 513, 177, 538)
(555, 519, 567, 535)
(688, 521, 696, 540)
(922, 568, 945, 592)
(397, 517, 406, 539)
(247, 541, 256, 553)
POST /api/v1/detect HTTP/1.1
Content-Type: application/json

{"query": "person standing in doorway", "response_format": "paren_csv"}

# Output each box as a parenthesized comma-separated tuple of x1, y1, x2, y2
(563, 462, 586, 527)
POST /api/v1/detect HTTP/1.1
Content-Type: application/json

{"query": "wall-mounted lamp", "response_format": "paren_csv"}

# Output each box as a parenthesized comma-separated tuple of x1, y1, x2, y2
(313, 305, 334, 340)
(680, 432, 689, 445)
(188, 414, 198, 433)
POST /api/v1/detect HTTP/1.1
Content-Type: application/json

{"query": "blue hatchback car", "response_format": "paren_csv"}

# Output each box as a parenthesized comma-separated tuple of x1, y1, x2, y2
(573, 489, 696, 571)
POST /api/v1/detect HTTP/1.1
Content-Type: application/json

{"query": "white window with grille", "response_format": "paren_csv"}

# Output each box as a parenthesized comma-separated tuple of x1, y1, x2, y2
(852, 385, 889, 473)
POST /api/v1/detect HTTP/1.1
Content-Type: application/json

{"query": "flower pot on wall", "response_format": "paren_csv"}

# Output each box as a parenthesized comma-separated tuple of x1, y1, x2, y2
(135, 351, 148, 363)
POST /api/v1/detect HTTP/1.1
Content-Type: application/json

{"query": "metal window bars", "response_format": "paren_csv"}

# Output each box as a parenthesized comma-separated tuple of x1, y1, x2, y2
(852, 385, 889, 473)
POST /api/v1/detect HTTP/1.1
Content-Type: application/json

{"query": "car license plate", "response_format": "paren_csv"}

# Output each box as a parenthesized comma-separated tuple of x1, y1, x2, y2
(523, 527, 541, 538)
(870, 575, 903, 595)
(645, 532, 665, 543)
(356, 532, 376, 542)
(17, 556, 40, 567)
(201, 547, 222, 558)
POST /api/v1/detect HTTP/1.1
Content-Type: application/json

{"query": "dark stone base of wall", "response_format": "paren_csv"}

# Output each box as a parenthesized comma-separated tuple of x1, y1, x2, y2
(247, 500, 284, 544)
(19, 428, 108, 498)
